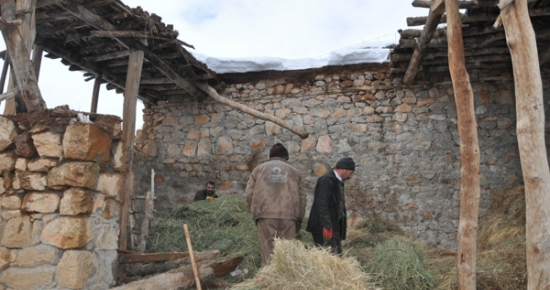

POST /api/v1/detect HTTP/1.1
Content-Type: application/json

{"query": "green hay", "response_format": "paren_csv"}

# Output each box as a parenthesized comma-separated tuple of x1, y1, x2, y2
(368, 235, 434, 290)
(147, 195, 262, 280)
(232, 239, 378, 290)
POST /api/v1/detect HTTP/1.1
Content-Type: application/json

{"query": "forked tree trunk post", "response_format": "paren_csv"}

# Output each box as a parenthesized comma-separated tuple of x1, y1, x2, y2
(499, 0, 550, 289)
(446, 0, 481, 289)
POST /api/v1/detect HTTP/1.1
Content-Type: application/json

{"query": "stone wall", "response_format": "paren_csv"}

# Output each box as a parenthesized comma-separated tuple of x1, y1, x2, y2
(133, 65, 550, 250)
(0, 111, 122, 290)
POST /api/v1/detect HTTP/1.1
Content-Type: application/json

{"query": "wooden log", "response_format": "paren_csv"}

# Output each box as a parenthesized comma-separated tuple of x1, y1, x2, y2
(447, 1, 481, 289)
(31, 42, 43, 80)
(120, 252, 191, 264)
(90, 73, 101, 113)
(82, 49, 130, 62)
(403, 0, 445, 84)
(123, 250, 220, 277)
(0, 88, 19, 101)
(0, 52, 9, 94)
(412, 0, 494, 8)
(500, 1, 550, 289)
(0, 0, 47, 113)
(192, 81, 310, 139)
(111, 256, 243, 290)
(119, 49, 144, 250)
(137, 169, 155, 253)
(183, 224, 202, 290)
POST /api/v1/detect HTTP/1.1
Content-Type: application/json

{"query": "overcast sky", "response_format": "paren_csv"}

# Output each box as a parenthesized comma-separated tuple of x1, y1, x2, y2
(0, 0, 428, 124)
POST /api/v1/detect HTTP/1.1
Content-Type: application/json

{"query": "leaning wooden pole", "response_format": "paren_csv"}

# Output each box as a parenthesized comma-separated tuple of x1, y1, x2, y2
(192, 81, 310, 139)
(446, 0, 481, 289)
(499, 0, 550, 288)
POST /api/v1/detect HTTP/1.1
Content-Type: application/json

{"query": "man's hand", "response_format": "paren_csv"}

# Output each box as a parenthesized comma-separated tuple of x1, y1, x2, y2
(322, 227, 333, 240)
(207, 196, 216, 201)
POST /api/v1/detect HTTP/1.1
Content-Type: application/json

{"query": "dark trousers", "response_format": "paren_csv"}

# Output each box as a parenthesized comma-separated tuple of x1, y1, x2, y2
(312, 231, 343, 255)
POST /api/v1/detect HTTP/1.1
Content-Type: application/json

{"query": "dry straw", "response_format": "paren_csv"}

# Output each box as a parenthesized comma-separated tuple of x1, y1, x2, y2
(232, 239, 378, 290)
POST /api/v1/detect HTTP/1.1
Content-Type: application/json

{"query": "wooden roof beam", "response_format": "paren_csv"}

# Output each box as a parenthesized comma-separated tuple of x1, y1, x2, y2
(82, 49, 130, 62)
(412, 0, 490, 8)
(403, 0, 446, 84)
(42, 39, 157, 104)
(408, 6, 550, 26)
(52, 0, 204, 99)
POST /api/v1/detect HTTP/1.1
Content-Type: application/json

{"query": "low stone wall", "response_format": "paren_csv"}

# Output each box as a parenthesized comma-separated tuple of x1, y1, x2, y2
(0, 111, 122, 290)
(133, 65, 550, 250)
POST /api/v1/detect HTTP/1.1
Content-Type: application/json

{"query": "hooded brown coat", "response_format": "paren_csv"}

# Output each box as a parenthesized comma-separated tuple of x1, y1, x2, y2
(245, 157, 306, 222)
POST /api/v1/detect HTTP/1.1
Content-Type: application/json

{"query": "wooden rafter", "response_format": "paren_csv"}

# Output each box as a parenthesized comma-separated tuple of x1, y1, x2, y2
(403, 0, 446, 84)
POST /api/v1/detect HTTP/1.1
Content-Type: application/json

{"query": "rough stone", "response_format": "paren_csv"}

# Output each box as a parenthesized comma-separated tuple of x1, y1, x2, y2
(14, 132, 38, 158)
(0, 266, 56, 290)
(0, 116, 16, 152)
(96, 173, 124, 201)
(265, 121, 282, 135)
(41, 216, 92, 249)
(56, 250, 99, 289)
(63, 124, 112, 163)
(1, 216, 32, 248)
(0, 152, 15, 172)
(15, 158, 27, 171)
(32, 131, 63, 158)
(21, 192, 60, 213)
(15, 245, 62, 268)
(47, 162, 100, 189)
(16, 171, 47, 191)
(195, 114, 210, 125)
(216, 136, 233, 155)
(90, 218, 119, 250)
(111, 141, 124, 171)
(301, 137, 317, 152)
(183, 140, 197, 157)
(60, 188, 94, 216)
(1, 195, 22, 210)
(316, 135, 333, 153)
(27, 158, 58, 172)
(197, 139, 212, 156)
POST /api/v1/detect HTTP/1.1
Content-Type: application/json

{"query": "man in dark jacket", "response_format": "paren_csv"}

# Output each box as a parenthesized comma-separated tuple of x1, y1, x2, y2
(246, 143, 306, 265)
(194, 181, 218, 201)
(306, 157, 355, 255)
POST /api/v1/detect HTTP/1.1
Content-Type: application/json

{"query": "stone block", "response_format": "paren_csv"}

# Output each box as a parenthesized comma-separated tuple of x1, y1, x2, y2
(0, 266, 56, 290)
(63, 124, 112, 163)
(27, 157, 58, 172)
(0, 152, 15, 172)
(1, 195, 22, 210)
(111, 141, 124, 171)
(195, 114, 210, 125)
(0, 177, 4, 195)
(102, 198, 121, 220)
(96, 173, 123, 200)
(56, 250, 98, 289)
(1, 209, 21, 220)
(96, 250, 118, 287)
(0, 247, 16, 271)
(60, 188, 94, 216)
(265, 121, 281, 135)
(14, 132, 38, 158)
(0, 116, 16, 152)
(17, 171, 48, 191)
(15, 245, 62, 268)
(1, 216, 32, 248)
(316, 135, 333, 153)
(216, 136, 233, 155)
(15, 158, 27, 171)
(41, 216, 91, 249)
(21, 192, 60, 213)
(91, 218, 119, 250)
(47, 162, 100, 190)
(183, 140, 197, 157)
(32, 131, 63, 158)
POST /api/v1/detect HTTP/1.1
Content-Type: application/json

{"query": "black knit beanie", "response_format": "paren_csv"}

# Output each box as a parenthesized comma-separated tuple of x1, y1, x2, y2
(269, 143, 289, 159)
(335, 157, 355, 170)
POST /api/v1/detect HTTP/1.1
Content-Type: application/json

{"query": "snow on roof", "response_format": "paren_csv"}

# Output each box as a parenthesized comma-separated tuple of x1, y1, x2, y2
(191, 41, 394, 74)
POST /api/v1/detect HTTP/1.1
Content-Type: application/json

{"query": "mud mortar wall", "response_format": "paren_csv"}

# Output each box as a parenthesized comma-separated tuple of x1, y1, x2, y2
(133, 67, 550, 250)
(0, 110, 122, 290)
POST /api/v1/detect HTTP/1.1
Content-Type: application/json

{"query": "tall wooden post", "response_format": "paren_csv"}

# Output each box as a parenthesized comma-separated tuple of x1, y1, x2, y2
(32, 42, 44, 81)
(446, 0, 481, 289)
(500, 0, 550, 288)
(119, 50, 144, 250)
(91, 73, 102, 113)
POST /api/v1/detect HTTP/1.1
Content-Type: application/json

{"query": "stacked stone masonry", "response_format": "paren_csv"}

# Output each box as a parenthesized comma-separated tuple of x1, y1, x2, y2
(0, 113, 122, 290)
(133, 67, 550, 251)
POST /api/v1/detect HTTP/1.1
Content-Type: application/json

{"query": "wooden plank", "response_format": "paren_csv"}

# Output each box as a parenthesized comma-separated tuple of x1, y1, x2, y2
(412, 0, 493, 8)
(82, 49, 130, 62)
(123, 250, 219, 277)
(137, 169, 155, 253)
(120, 252, 191, 264)
(192, 81, 310, 139)
(500, 1, 550, 289)
(90, 73, 102, 113)
(0, 52, 9, 94)
(32, 43, 44, 80)
(403, 0, 445, 84)
(0, 88, 19, 101)
(447, 1, 481, 289)
(119, 49, 144, 250)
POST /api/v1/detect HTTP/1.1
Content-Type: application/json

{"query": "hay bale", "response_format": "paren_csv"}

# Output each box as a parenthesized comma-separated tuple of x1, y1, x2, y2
(369, 235, 434, 290)
(232, 239, 378, 290)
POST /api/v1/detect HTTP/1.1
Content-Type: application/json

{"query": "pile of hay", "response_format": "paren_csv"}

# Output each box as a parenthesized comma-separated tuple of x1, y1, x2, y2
(430, 185, 527, 289)
(232, 239, 378, 290)
(369, 236, 434, 290)
(147, 195, 262, 279)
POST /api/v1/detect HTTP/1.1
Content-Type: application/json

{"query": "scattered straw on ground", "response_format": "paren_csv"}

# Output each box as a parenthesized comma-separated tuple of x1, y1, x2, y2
(232, 239, 378, 290)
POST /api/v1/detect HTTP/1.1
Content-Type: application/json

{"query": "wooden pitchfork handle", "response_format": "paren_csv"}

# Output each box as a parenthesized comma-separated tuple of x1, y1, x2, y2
(183, 224, 202, 290)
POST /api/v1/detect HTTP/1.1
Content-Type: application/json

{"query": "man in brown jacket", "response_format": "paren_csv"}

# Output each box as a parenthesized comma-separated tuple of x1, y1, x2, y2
(246, 143, 306, 265)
